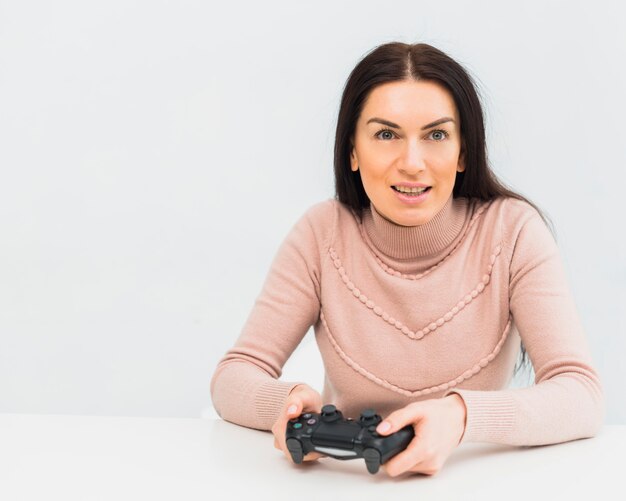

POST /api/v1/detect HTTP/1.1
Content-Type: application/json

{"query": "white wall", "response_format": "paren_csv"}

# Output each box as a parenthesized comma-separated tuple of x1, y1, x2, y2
(0, 0, 623, 422)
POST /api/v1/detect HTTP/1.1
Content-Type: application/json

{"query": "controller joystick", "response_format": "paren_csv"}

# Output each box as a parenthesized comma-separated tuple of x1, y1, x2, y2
(285, 405, 414, 474)
(320, 404, 342, 422)
(359, 409, 382, 425)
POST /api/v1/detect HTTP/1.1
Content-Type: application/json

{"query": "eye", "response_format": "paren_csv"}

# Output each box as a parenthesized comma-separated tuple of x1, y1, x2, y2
(374, 128, 396, 140)
(429, 129, 449, 141)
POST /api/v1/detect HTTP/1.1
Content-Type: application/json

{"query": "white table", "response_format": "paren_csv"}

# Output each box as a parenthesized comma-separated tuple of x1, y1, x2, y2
(0, 413, 621, 500)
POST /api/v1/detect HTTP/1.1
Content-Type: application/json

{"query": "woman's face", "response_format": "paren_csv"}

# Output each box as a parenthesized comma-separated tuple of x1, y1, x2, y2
(350, 79, 465, 227)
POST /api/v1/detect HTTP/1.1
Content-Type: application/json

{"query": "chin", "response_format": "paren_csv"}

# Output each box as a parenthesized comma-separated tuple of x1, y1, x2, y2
(394, 212, 431, 227)
(401, 217, 430, 227)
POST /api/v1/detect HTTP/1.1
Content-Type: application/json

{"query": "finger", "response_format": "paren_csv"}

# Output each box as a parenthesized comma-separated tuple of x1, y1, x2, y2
(273, 414, 293, 454)
(283, 448, 325, 463)
(383, 440, 424, 477)
(384, 430, 446, 478)
(384, 459, 435, 477)
(285, 401, 301, 418)
(284, 393, 311, 419)
(281, 398, 324, 463)
(303, 451, 325, 461)
(286, 393, 321, 418)
(376, 403, 422, 436)
(277, 399, 307, 457)
(275, 399, 302, 452)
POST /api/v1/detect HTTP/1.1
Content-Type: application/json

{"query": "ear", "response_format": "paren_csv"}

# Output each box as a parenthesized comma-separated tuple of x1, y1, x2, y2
(350, 142, 359, 172)
(457, 144, 466, 173)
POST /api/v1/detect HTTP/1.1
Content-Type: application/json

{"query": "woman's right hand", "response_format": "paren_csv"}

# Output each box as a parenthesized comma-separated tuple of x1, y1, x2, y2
(271, 384, 325, 463)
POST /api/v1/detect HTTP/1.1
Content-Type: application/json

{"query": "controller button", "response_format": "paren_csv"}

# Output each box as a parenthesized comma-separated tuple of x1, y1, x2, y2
(363, 448, 382, 474)
(368, 425, 377, 432)
(286, 438, 304, 464)
(307, 418, 317, 425)
(293, 423, 303, 429)
(303, 413, 312, 419)
(306, 428, 313, 434)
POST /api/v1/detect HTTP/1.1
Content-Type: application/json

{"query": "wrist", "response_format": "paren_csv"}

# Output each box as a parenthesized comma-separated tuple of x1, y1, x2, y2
(289, 384, 309, 396)
(446, 393, 467, 443)
(447, 393, 466, 415)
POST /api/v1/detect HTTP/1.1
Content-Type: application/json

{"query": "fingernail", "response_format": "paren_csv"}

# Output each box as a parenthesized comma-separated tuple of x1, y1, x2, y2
(287, 404, 297, 415)
(377, 421, 391, 433)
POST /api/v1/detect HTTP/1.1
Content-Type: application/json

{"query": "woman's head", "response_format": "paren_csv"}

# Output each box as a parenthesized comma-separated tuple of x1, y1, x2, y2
(334, 41, 546, 227)
(349, 78, 466, 227)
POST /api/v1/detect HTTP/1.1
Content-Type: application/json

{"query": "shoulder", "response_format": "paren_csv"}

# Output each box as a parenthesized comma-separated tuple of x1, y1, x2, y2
(481, 196, 557, 263)
(501, 196, 542, 222)
(300, 197, 338, 221)
(294, 198, 363, 253)
(477, 195, 540, 222)
(478, 196, 548, 239)
(464, 196, 554, 263)
(296, 198, 338, 236)
(304, 196, 358, 214)
(299, 197, 359, 229)
(285, 198, 340, 254)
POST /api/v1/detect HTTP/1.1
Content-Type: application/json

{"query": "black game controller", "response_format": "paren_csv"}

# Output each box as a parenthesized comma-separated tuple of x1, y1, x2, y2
(285, 404, 415, 474)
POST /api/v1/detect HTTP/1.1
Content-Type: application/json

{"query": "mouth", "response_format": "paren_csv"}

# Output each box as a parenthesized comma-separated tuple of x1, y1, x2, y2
(391, 186, 432, 196)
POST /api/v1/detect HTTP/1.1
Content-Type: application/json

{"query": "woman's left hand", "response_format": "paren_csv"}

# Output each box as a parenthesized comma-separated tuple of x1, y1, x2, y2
(376, 394, 467, 477)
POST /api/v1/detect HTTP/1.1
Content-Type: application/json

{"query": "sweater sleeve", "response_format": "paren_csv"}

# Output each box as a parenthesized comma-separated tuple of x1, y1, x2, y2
(210, 200, 333, 431)
(443, 202, 606, 446)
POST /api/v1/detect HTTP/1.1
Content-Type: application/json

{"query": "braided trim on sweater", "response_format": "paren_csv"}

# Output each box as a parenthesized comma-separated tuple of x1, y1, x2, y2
(319, 310, 514, 397)
(328, 243, 504, 340)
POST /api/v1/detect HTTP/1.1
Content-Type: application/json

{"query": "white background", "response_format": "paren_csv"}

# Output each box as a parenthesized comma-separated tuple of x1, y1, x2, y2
(0, 0, 623, 422)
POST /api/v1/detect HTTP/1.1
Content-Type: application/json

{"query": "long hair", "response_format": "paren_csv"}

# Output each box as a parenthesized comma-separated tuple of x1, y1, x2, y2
(333, 42, 557, 386)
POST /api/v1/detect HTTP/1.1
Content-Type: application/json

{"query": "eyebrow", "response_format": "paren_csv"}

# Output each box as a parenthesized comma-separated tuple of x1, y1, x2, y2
(366, 116, 455, 130)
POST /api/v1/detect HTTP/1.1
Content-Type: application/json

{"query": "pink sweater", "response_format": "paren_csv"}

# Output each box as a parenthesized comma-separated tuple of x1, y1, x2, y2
(210, 194, 605, 445)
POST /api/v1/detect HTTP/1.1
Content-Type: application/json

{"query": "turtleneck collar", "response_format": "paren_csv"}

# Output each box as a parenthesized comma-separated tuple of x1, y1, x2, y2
(361, 194, 470, 260)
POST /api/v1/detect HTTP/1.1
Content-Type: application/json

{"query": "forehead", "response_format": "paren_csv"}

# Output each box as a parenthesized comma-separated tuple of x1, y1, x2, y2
(361, 80, 458, 123)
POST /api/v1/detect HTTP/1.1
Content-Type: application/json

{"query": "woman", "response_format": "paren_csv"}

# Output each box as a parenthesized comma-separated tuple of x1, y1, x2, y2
(210, 42, 605, 477)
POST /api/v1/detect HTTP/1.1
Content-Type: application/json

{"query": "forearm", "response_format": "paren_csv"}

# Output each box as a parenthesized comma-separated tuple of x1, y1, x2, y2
(211, 361, 306, 431)
(444, 373, 605, 446)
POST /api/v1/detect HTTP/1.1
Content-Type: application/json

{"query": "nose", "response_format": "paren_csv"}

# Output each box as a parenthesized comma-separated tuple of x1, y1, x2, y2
(398, 138, 426, 176)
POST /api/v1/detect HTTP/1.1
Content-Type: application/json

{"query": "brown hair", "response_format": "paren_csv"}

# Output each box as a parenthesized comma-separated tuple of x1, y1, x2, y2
(333, 41, 557, 385)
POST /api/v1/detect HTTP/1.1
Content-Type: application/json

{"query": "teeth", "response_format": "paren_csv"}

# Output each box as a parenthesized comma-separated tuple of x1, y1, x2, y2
(394, 186, 428, 194)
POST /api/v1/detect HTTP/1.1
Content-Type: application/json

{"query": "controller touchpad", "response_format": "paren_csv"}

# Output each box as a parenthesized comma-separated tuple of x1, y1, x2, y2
(312, 421, 361, 448)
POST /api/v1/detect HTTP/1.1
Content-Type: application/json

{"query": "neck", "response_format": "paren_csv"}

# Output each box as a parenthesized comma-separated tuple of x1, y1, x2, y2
(361, 194, 470, 260)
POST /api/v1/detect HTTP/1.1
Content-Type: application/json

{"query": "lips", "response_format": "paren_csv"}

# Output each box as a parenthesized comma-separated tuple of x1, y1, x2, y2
(391, 183, 431, 189)
(391, 186, 432, 194)
(391, 184, 431, 204)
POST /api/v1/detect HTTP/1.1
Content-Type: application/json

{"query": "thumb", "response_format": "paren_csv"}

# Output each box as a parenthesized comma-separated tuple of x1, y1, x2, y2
(285, 400, 302, 418)
(376, 404, 421, 436)
(285, 389, 321, 418)
(284, 395, 312, 418)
